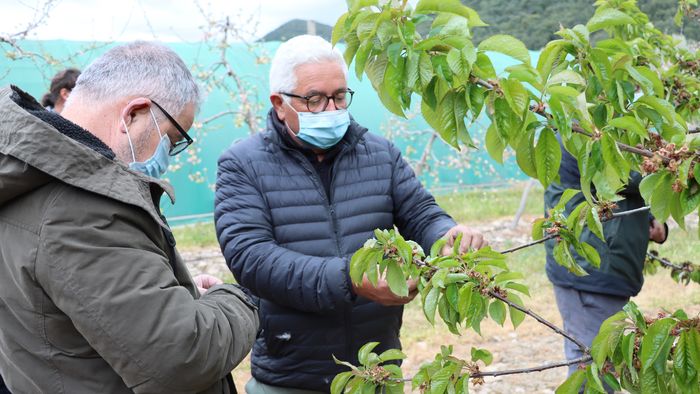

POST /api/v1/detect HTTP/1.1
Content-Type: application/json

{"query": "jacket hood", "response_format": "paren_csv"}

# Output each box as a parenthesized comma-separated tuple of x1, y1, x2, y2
(0, 85, 174, 228)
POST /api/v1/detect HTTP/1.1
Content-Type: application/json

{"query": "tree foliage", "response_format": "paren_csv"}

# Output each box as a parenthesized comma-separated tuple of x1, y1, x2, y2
(331, 0, 700, 392)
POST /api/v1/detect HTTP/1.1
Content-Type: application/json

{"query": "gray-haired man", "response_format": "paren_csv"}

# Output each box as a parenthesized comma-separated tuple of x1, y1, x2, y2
(0, 42, 258, 393)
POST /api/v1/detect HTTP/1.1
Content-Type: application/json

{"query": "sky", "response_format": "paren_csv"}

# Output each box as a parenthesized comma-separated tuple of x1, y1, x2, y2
(0, 0, 352, 42)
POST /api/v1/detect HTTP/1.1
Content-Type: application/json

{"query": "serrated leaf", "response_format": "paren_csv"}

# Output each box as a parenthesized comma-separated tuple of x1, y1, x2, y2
(457, 282, 474, 319)
(415, 0, 486, 27)
(379, 348, 407, 363)
(578, 242, 601, 268)
(548, 70, 586, 86)
(471, 347, 493, 366)
(555, 369, 586, 394)
(386, 260, 408, 297)
(423, 286, 440, 325)
(587, 8, 636, 32)
(485, 123, 505, 164)
(609, 116, 648, 140)
(331, 371, 353, 394)
(507, 292, 526, 329)
(640, 318, 676, 371)
(535, 128, 562, 187)
(532, 218, 546, 240)
(489, 299, 506, 326)
(478, 34, 531, 64)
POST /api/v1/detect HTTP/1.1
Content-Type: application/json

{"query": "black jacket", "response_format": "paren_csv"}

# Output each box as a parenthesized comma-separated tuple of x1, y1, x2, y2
(545, 136, 651, 297)
(214, 110, 455, 391)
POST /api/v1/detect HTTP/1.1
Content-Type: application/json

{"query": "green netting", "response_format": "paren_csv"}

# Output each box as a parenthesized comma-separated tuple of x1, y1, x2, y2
(1, 40, 532, 225)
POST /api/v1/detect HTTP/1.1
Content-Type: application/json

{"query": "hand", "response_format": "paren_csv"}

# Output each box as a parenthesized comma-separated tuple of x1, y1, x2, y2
(649, 219, 667, 243)
(193, 274, 223, 295)
(440, 224, 488, 256)
(352, 277, 418, 306)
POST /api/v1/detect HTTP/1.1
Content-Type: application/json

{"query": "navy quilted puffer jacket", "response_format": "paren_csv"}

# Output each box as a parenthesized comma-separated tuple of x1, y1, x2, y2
(215, 110, 455, 391)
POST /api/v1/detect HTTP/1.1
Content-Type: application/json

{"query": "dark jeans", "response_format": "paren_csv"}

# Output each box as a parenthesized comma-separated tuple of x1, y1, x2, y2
(553, 285, 629, 393)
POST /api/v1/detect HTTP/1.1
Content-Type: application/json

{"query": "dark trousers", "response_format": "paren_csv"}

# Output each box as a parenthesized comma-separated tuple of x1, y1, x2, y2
(553, 285, 629, 393)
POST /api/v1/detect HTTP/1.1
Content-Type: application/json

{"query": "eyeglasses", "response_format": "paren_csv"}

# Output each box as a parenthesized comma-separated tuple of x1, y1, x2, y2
(150, 100, 193, 156)
(280, 88, 354, 114)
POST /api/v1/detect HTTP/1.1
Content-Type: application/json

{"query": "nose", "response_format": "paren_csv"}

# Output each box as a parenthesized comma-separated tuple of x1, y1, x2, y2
(326, 97, 338, 111)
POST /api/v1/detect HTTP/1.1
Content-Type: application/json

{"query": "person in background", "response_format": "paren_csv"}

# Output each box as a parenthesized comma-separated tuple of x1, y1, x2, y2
(41, 67, 80, 113)
(0, 41, 258, 394)
(215, 35, 488, 393)
(544, 136, 667, 393)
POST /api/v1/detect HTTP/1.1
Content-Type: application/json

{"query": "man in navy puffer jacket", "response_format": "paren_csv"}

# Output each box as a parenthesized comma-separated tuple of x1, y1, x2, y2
(215, 35, 488, 393)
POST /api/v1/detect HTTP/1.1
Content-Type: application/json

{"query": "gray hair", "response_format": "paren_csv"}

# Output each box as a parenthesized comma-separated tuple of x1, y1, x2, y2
(269, 34, 348, 96)
(69, 41, 201, 117)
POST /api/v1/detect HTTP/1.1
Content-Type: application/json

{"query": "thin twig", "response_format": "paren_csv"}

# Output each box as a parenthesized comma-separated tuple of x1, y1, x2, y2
(611, 206, 650, 218)
(471, 355, 592, 378)
(646, 252, 685, 271)
(489, 290, 590, 352)
(500, 235, 555, 254)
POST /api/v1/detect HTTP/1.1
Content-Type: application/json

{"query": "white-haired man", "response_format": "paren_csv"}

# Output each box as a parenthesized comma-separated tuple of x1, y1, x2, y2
(215, 35, 487, 393)
(0, 42, 258, 394)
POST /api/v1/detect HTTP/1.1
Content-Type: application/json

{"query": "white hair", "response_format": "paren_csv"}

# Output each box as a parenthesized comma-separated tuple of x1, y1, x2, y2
(69, 41, 201, 118)
(269, 34, 348, 96)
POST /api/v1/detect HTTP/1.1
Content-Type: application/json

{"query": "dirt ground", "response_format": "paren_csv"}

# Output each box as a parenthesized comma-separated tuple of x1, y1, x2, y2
(183, 215, 700, 393)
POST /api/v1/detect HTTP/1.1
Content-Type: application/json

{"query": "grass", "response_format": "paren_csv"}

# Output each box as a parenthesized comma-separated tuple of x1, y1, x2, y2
(172, 221, 218, 249)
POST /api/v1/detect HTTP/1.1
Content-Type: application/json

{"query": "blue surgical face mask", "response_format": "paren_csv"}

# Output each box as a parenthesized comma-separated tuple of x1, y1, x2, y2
(287, 103, 351, 150)
(122, 109, 171, 179)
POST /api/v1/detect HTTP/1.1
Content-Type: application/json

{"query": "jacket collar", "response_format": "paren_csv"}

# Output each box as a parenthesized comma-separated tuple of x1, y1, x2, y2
(0, 85, 174, 228)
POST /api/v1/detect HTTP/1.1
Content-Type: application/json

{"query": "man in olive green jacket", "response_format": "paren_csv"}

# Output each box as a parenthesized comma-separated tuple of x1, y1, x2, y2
(0, 42, 258, 394)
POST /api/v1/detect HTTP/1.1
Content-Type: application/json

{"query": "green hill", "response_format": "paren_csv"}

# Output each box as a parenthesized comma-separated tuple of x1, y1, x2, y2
(465, 0, 700, 49)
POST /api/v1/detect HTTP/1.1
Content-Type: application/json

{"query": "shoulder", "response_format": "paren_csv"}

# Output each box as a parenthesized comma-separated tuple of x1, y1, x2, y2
(218, 132, 271, 165)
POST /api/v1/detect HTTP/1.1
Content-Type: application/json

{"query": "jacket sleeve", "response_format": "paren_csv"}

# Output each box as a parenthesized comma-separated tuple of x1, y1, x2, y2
(215, 155, 355, 314)
(388, 142, 456, 252)
(35, 187, 259, 393)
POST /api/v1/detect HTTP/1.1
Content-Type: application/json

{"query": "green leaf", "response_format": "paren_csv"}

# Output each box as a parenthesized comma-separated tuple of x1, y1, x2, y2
(348, 0, 379, 13)
(586, 8, 636, 32)
(673, 331, 695, 389)
(485, 123, 505, 164)
(639, 318, 676, 371)
(650, 172, 673, 222)
(428, 366, 453, 394)
(548, 70, 586, 87)
(471, 347, 493, 366)
(639, 172, 663, 203)
(555, 369, 586, 394)
(379, 349, 407, 363)
(586, 208, 604, 241)
(515, 130, 538, 178)
(332, 13, 349, 46)
(423, 286, 440, 325)
(635, 96, 676, 124)
(386, 260, 408, 297)
(350, 247, 371, 284)
(489, 299, 506, 326)
(600, 133, 628, 181)
(478, 34, 531, 64)
(331, 371, 353, 394)
(535, 128, 562, 187)
(532, 218, 546, 240)
(358, 342, 380, 366)
(578, 242, 601, 268)
(507, 292, 526, 328)
(537, 39, 565, 82)
(591, 311, 627, 365)
(415, 0, 486, 27)
(457, 282, 474, 319)
(609, 116, 648, 140)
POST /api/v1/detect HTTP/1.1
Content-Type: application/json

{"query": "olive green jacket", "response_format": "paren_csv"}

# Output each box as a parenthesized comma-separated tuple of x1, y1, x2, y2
(0, 86, 259, 393)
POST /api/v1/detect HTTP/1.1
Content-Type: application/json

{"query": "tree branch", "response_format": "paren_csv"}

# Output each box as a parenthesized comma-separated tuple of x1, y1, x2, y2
(471, 355, 592, 378)
(500, 235, 555, 254)
(646, 252, 685, 271)
(489, 290, 590, 352)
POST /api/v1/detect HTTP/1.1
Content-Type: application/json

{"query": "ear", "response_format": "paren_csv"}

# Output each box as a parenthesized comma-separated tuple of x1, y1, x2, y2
(59, 88, 71, 102)
(119, 98, 152, 133)
(270, 94, 287, 121)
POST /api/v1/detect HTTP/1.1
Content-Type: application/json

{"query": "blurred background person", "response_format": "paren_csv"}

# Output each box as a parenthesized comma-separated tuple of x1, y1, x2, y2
(40, 67, 80, 113)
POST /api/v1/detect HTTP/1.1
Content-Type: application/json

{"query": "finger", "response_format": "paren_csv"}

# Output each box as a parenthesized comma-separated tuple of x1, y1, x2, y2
(470, 234, 484, 251)
(459, 233, 473, 254)
(197, 287, 207, 295)
(407, 279, 418, 292)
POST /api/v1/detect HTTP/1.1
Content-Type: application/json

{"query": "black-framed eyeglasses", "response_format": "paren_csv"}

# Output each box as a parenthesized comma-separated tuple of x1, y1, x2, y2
(280, 88, 354, 114)
(151, 100, 193, 156)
